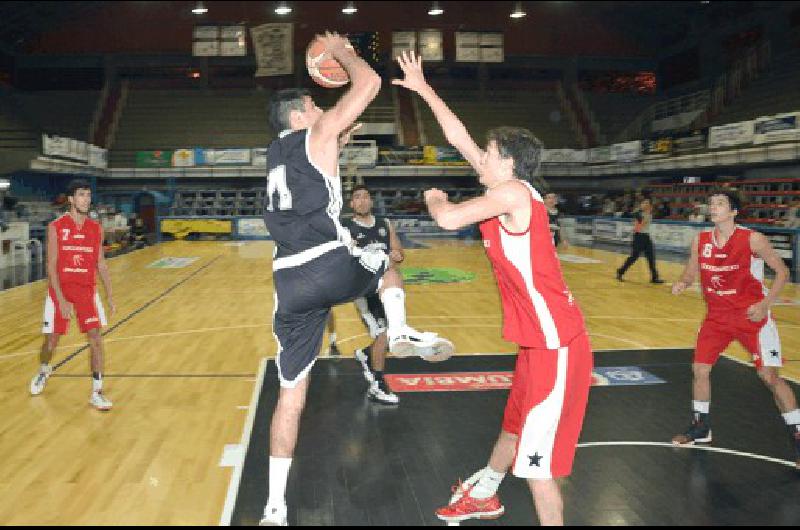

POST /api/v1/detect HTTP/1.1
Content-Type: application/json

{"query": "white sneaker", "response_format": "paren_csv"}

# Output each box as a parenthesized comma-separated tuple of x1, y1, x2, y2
(89, 392, 113, 411)
(259, 505, 288, 526)
(30, 367, 53, 396)
(368, 379, 399, 405)
(389, 326, 455, 362)
(355, 348, 375, 384)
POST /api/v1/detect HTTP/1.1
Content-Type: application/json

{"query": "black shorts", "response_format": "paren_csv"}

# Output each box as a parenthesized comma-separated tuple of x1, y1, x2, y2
(355, 293, 387, 339)
(272, 245, 387, 388)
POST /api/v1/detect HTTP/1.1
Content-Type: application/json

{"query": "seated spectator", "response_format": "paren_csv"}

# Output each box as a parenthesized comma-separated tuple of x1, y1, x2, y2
(783, 199, 800, 229)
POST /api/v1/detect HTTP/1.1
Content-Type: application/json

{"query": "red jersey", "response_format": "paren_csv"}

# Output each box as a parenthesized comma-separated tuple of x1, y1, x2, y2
(698, 226, 767, 313)
(51, 214, 102, 287)
(479, 181, 586, 350)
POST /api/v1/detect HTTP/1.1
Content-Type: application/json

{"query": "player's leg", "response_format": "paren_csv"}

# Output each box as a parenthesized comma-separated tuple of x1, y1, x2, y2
(324, 312, 339, 356)
(673, 316, 730, 445)
(741, 315, 800, 466)
(31, 288, 67, 396)
(354, 294, 398, 404)
(261, 304, 329, 526)
(77, 288, 111, 411)
(528, 479, 563, 526)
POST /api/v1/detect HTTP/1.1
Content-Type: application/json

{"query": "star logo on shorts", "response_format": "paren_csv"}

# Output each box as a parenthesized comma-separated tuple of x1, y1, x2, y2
(528, 453, 543, 467)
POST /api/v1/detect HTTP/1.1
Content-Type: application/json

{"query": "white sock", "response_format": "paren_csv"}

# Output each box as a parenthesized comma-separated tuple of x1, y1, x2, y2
(692, 400, 709, 415)
(380, 287, 407, 332)
(329, 332, 337, 345)
(266, 456, 293, 510)
(92, 374, 103, 393)
(40, 363, 52, 375)
(782, 410, 800, 430)
(470, 467, 505, 499)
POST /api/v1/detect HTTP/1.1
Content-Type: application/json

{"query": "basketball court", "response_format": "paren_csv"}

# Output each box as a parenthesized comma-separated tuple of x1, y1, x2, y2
(1, 239, 798, 524)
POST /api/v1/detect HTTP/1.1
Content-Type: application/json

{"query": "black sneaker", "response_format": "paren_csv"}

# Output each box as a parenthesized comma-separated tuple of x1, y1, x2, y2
(368, 379, 399, 405)
(355, 348, 375, 384)
(328, 343, 341, 357)
(616, 269, 624, 282)
(672, 420, 712, 445)
(651, 278, 665, 284)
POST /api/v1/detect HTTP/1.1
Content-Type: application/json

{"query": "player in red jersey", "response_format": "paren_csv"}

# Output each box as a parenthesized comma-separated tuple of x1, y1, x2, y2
(671, 189, 800, 467)
(29, 179, 117, 411)
(393, 51, 592, 526)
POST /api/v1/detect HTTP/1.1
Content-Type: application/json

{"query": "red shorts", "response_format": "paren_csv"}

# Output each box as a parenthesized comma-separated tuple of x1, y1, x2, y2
(502, 332, 593, 479)
(43, 284, 107, 335)
(695, 310, 782, 370)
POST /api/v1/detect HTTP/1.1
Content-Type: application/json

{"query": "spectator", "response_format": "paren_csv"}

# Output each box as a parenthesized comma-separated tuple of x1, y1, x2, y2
(688, 202, 706, 223)
(783, 199, 800, 229)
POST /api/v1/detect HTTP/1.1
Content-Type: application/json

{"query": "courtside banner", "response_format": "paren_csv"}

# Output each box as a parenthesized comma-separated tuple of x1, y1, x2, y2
(386, 368, 665, 392)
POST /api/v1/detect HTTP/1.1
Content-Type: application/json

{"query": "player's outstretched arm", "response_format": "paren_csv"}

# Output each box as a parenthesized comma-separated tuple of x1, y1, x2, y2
(425, 180, 527, 231)
(392, 51, 485, 178)
(673, 234, 699, 295)
(312, 32, 381, 143)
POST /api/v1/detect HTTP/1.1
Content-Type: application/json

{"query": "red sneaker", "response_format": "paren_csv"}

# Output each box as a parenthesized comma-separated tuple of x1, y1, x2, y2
(435, 482, 505, 523)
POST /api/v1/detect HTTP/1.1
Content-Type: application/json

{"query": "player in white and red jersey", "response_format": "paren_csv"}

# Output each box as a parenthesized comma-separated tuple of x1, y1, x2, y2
(394, 51, 592, 526)
(671, 189, 800, 467)
(29, 179, 117, 411)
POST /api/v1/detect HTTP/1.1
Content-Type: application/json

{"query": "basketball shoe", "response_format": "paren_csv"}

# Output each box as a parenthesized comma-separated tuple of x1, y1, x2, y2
(89, 391, 113, 412)
(30, 365, 53, 396)
(259, 505, 288, 526)
(672, 418, 712, 445)
(388, 326, 454, 362)
(436, 482, 505, 523)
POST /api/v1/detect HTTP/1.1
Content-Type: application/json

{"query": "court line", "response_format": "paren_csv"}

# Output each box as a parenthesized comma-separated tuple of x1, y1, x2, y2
(52, 255, 223, 371)
(52, 373, 255, 378)
(576, 441, 797, 468)
(219, 357, 269, 526)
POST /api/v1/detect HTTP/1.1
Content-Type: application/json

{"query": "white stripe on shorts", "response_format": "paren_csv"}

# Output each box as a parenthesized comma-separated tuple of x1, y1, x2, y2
(759, 314, 782, 368)
(512, 345, 568, 479)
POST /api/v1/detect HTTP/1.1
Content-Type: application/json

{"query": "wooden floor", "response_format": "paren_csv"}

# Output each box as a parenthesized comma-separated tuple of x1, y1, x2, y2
(0, 239, 797, 525)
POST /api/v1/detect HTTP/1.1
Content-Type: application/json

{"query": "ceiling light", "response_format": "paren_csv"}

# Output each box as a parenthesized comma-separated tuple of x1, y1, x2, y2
(275, 2, 292, 15)
(428, 1, 444, 15)
(342, 1, 357, 14)
(192, 1, 208, 15)
(510, 2, 526, 18)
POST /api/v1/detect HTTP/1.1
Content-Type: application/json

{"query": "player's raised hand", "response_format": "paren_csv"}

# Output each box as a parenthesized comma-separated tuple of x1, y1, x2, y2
(316, 31, 352, 56)
(392, 51, 428, 93)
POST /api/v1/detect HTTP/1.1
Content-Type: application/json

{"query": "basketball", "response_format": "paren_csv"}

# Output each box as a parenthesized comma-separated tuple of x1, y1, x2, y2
(306, 37, 351, 89)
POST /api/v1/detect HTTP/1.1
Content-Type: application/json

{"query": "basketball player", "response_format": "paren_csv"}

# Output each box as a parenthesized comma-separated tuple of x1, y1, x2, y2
(394, 51, 592, 526)
(544, 192, 569, 249)
(671, 190, 800, 467)
(345, 184, 405, 405)
(260, 33, 452, 526)
(616, 197, 664, 283)
(29, 179, 116, 411)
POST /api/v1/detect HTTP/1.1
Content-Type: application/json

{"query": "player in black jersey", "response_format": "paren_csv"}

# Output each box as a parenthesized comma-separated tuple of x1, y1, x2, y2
(259, 32, 453, 526)
(343, 185, 405, 405)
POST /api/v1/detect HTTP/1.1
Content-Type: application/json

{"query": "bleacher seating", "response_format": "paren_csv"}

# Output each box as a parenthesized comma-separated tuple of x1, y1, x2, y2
(415, 87, 578, 149)
(0, 93, 42, 174)
(111, 86, 396, 168)
(13, 90, 99, 141)
(710, 49, 800, 126)
(584, 93, 655, 144)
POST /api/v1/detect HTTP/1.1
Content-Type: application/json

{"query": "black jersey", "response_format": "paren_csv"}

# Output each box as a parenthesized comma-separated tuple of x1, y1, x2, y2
(263, 129, 351, 263)
(343, 215, 392, 253)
